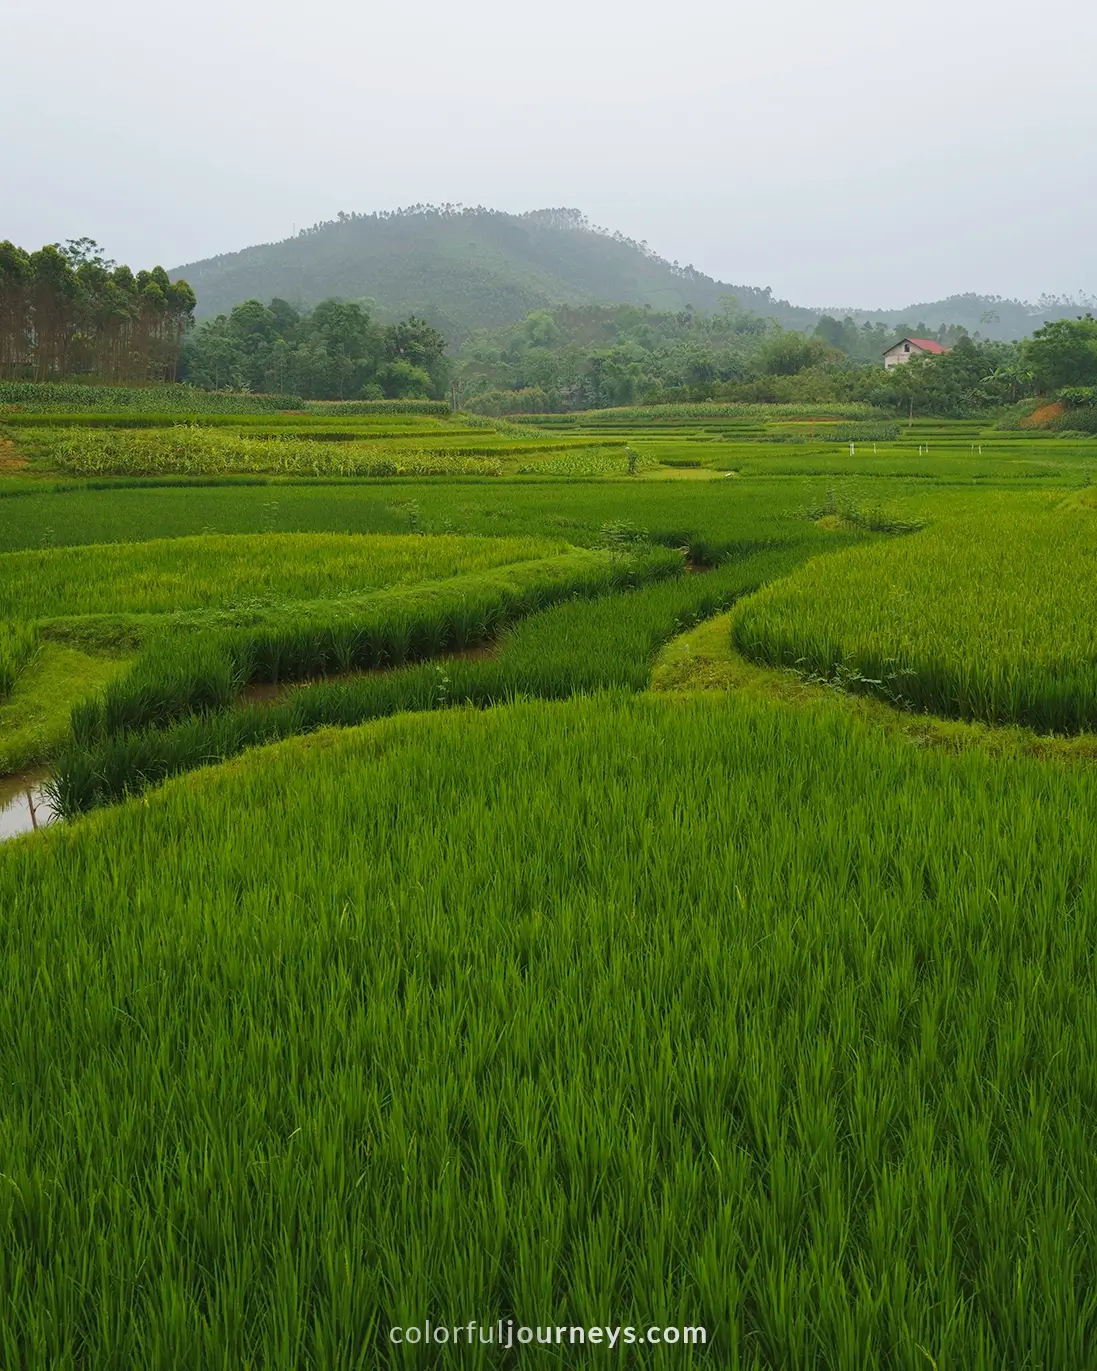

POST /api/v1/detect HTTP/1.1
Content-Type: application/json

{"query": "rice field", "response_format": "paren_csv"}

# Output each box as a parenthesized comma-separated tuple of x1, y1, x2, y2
(1, 532, 564, 623)
(49, 543, 804, 814)
(4, 397, 1097, 1368)
(732, 503, 1097, 732)
(6, 693, 1097, 1368)
(54, 544, 680, 765)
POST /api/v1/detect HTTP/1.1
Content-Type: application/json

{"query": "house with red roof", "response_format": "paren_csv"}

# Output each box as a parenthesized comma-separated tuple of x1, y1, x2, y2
(883, 337, 950, 370)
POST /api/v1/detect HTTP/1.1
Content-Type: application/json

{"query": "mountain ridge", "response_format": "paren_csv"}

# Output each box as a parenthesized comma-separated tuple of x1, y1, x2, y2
(169, 205, 1093, 345)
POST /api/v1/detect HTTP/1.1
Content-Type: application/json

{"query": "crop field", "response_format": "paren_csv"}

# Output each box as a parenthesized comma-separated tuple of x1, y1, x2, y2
(732, 502, 1097, 732)
(2, 393, 1097, 1367)
(1, 531, 564, 623)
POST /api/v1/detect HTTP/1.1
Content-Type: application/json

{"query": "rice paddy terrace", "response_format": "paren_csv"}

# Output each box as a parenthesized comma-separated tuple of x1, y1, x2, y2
(2, 391, 1097, 1368)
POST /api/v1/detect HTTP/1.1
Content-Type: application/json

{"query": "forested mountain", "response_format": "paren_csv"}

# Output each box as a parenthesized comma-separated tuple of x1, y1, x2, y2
(170, 205, 1095, 348)
(170, 207, 818, 341)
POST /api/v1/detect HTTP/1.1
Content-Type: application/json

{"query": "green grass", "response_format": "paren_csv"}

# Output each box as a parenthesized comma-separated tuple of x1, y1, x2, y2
(513, 402, 884, 425)
(732, 501, 1097, 732)
(5, 691, 1097, 1367)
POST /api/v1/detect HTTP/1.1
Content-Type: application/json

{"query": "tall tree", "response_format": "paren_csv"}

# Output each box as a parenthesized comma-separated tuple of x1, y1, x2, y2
(0, 239, 195, 382)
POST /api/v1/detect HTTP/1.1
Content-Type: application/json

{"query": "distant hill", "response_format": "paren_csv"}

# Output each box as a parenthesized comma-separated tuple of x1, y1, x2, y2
(170, 206, 819, 342)
(170, 205, 1094, 347)
(829, 293, 1096, 343)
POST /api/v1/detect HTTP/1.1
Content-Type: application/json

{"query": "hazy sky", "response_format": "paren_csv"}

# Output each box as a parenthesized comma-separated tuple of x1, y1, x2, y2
(3, 0, 1094, 307)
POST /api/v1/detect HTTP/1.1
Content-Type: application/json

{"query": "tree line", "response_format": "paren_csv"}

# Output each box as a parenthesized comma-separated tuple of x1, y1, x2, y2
(179, 298, 449, 401)
(455, 301, 1097, 418)
(0, 239, 196, 383)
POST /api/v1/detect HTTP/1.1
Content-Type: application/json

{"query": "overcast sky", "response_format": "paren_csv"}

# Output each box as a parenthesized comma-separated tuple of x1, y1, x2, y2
(3, 0, 1094, 308)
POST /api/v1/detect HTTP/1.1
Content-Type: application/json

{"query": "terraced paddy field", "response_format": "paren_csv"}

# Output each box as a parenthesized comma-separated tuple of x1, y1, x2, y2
(2, 397, 1097, 1368)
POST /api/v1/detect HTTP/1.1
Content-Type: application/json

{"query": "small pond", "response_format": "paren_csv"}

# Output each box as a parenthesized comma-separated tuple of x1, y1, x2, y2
(0, 771, 57, 842)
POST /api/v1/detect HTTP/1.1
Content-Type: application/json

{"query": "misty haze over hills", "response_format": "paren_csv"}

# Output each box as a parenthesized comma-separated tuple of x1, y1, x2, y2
(170, 206, 1094, 347)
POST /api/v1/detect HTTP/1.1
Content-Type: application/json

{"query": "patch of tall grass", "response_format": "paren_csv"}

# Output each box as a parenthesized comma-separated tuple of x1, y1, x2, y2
(35, 426, 623, 476)
(6, 692, 1097, 1366)
(733, 506, 1097, 731)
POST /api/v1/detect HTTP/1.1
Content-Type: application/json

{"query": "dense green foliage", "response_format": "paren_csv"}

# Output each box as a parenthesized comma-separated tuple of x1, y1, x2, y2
(0, 238, 195, 383)
(458, 301, 772, 409)
(457, 307, 1039, 415)
(733, 504, 1097, 731)
(180, 297, 449, 400)
(1024, 315, 1097, 392)
(813, 316, 971, 363)
(867, 336, 1037, 418)
(6, 692, 1097, 1366)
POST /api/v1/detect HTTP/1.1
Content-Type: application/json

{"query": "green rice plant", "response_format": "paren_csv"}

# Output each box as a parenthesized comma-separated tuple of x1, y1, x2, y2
(6, 413, 459, 433)
(61, 547, 682, 757)
(732, 503, 1097, 731)
(32, 424, 620, 477)
(816, 421, 902, 442)
(48, 543, 814, 813)
(0, 621, 39, 700)
(0, 531, 562, 626)
(0, 471, 851, 560)
(805, 490, 926, 534)
(8, 691, 1097, 1367)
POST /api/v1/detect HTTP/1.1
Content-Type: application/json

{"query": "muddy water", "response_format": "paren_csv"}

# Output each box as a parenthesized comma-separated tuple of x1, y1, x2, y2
(0, 770, 57, 842)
